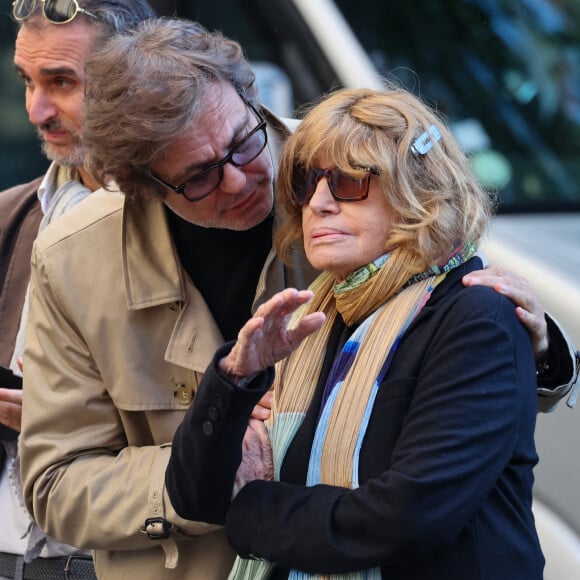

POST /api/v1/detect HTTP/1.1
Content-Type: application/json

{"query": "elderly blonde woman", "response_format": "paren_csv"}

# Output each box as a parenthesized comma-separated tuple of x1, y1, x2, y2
(165, 86, 544, 579)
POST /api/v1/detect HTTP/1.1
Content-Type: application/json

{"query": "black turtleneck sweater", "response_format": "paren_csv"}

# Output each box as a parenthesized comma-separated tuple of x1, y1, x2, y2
(166, 209, 274, 342)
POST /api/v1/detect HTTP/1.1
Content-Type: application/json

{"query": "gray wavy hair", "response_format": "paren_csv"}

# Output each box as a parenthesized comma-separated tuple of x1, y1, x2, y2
(16, 0, 156, 35)
(83, 17, 259, 199)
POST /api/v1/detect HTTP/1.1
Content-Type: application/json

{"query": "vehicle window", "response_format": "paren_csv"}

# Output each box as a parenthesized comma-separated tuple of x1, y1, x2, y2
(177, 0, 339, 110)
(334, 0, 580, 213)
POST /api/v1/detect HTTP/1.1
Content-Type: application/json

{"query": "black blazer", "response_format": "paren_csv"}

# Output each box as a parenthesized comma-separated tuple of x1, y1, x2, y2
(168, 257, 544, 580)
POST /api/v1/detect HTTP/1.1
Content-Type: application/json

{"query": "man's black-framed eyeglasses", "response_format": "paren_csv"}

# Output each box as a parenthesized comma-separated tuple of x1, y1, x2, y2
(13, 0, 97, 24)
(148, 101, 268, 203)
(291, 166, 380, 206)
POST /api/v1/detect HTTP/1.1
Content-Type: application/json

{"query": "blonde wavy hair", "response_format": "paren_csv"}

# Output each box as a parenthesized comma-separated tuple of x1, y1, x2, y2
(275, 87, 494, 270)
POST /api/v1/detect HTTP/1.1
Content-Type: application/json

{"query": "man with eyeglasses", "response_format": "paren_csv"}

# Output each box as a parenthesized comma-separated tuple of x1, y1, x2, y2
(0, 1, 155, 579)
(16, 14, 579, 580)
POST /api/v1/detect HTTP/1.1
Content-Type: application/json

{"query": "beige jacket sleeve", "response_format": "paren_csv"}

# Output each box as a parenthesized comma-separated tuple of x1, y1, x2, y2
(20, 242, 220, 553)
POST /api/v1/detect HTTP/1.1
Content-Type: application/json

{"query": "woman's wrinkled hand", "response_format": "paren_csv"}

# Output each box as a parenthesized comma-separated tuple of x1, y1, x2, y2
(220, 288, 325, 382)
(232, 418, 273, 499)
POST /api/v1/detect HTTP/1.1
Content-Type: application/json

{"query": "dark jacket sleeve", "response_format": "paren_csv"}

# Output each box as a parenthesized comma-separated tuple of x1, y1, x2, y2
(165, 342, 273, 524)
(536, 313, 579, 412)
(225, 289, 538, 574)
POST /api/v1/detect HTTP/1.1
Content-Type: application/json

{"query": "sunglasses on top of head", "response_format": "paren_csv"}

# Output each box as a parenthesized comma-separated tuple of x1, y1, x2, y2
(12, 0, 97, 24)
(291, 166, 380, 206)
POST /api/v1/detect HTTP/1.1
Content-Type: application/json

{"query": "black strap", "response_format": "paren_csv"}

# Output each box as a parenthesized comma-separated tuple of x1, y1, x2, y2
(0, 553, 96, 580)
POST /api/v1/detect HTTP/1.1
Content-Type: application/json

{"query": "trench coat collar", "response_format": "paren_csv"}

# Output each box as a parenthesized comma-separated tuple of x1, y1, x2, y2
(122, 196, 185, 310)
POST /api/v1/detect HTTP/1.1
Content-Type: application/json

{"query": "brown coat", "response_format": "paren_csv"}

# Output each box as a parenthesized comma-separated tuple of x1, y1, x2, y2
(0, 177, 43, 366)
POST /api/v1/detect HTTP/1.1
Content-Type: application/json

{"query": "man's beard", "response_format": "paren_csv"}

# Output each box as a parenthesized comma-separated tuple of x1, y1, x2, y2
(37, 122, 86, 168)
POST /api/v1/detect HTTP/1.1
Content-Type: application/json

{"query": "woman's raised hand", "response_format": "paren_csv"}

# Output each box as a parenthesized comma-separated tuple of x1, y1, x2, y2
(219, 288, 325, 382)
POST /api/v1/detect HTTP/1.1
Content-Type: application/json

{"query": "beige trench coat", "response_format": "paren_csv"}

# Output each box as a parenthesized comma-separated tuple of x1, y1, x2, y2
(20, 117, 316, 579)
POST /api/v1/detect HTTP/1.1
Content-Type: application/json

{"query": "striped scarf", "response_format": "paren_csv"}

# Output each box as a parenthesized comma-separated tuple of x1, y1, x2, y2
(229, 243, 475, 580)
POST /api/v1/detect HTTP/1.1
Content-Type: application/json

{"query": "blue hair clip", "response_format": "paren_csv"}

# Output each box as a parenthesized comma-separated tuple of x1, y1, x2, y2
(411, 124, 442, 155)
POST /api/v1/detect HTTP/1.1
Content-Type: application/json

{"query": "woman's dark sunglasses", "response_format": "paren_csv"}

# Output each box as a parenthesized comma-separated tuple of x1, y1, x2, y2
(148, 102, 267, 203)
(291, 166, 379, 206)
(12, 0, 96, 24)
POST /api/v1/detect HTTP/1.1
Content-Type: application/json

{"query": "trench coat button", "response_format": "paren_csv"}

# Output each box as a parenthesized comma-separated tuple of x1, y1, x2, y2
(202, 420, 214, 436)
(173, 383, 193, 405)
(208, 406, 219, 421)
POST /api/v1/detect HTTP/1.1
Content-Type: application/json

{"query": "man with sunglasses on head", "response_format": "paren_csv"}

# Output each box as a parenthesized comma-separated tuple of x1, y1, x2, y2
(16, 15, 579, 580)
(0, 1, 155, 579)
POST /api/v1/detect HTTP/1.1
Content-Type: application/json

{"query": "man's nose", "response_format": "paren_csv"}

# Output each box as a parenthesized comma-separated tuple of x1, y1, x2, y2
(219, 162, 247, 194)
(27, 89, 58, 126)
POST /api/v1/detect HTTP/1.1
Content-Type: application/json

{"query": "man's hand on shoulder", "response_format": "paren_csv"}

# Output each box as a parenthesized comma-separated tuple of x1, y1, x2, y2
(463, 265, 548, 362)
